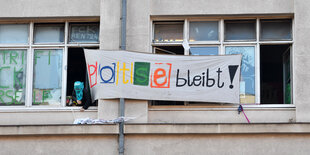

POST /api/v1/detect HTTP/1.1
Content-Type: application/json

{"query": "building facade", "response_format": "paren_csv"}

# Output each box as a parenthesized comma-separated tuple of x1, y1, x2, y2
(1, 0, 310, 154)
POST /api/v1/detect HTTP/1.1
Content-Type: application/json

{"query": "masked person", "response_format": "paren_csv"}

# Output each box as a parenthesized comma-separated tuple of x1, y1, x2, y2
(72, 81, 91, 111)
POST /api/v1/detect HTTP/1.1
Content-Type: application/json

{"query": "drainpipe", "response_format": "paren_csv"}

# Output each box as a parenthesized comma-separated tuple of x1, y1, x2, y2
(119, 0, 127, 155)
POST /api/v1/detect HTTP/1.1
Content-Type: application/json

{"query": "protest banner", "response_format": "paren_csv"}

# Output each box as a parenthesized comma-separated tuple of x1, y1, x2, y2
(84, 50, 241, 104)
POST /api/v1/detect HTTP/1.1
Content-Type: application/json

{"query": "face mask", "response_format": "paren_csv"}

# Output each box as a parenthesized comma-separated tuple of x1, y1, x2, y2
(74, 81, 84, 100)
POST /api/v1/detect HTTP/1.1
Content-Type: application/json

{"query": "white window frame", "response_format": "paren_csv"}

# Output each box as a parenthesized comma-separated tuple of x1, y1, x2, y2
(0, 20, 100, 109)
(151, 16, 294, 107)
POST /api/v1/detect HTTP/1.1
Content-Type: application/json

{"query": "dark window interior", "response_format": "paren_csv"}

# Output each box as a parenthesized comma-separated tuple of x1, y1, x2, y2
(154, 46, 184, 55)
(260, 45, 291, 104)
(67, 48, 87, 96)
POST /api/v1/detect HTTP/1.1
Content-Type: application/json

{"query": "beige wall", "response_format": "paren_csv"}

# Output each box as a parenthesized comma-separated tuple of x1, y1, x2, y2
(0, 0, 100, 18)
(151, 0, 294, 15)
(1, 124, 310, 155)
(294, 0, 310, 122)
(0, 110, 97, 125)
(126, 134, 310, 155)
(2, 133, 310, 155)
(0, 135, 118, 155)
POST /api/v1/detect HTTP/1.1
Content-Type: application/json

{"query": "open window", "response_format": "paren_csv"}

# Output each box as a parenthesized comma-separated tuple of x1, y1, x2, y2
(260, 45, 291, 104)
(67, 47, 98, 106)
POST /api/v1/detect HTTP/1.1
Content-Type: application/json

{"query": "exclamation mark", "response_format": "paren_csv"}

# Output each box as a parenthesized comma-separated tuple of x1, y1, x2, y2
(228, 65, 239, 89)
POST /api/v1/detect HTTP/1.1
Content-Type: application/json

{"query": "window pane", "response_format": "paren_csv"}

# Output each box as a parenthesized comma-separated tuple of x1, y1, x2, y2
(260, 19, 292, 40)
(34, 24, 64, 43)
(69, 23, 99, 43)
(226, 46, 255, 104)
(33, 49, 63, 106)
(225, 20, 256, 41)
(0, 24, 28, 44)
(190, 47, 218, 55)
(0, 50, 27, 105)
(189, 21, 218, 41)
(154, 23, 183, 42)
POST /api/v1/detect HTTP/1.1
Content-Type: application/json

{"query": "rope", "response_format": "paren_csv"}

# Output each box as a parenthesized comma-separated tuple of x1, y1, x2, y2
(238, 105, 250, 123)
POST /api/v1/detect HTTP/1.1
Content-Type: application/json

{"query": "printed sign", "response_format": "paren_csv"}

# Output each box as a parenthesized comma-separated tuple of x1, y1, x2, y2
(84, 50, 242, 104)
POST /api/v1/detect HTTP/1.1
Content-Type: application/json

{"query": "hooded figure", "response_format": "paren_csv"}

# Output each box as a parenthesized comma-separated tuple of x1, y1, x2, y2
(74, 81, 84, 100)
(72, 81, 91, 111)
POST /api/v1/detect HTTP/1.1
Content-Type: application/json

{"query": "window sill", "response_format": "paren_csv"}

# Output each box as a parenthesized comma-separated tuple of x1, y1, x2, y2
(0, 106, 98, 112)
(149, 104, 295, 111)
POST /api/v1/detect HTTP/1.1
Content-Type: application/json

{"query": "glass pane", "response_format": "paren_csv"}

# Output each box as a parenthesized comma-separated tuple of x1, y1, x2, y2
(260, 19, 292, 40)
(33, 49, 63, 106)
(69, 23, 99, 43)
(0, 50, 27, 105)
(0, 24, 28, 44)
(226, 46, 255, 104)
(189, 21, 218, 41)
(154, 23, 183, 42)
(225, 20, 256, 41)
(34, 24, 64, 43)
(190, 47, 218, 55)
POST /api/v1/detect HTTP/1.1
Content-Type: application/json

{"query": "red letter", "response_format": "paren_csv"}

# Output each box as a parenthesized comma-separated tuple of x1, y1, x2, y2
(150, 63, 172, 88)
(88, 62, 98, 88)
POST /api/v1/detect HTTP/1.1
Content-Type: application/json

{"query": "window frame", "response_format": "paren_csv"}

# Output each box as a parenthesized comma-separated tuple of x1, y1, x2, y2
(151, 16, 294, 106)
(68, 22, 100, 44)
(33, 23, 65, 45)
(0, 20, 100, 109)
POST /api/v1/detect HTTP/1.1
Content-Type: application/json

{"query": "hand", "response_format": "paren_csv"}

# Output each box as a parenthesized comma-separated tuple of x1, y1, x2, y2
(80, 107, 85, 112)
(77, 100, 82, 105)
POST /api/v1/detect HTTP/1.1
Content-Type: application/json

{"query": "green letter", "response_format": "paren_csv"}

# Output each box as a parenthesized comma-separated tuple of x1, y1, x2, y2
(133, 62, 150, 86)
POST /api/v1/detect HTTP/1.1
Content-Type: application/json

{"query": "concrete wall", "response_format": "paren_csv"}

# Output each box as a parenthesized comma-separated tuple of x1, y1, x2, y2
(0, 109, 97, 125)
(294, 0, 310, 122)
(151, 0, 294, 15)
(0, 135, 118, 155)
(0, 0, 100, 18)
(126, 134, 310, 155)
(1, 124, 310, 155)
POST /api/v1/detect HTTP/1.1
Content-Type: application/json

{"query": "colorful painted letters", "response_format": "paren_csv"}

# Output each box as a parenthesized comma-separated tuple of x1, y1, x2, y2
(88, 61, 172, 88)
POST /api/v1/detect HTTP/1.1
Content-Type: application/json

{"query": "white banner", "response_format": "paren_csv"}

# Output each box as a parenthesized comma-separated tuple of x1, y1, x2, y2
(84, 50, 242, 104)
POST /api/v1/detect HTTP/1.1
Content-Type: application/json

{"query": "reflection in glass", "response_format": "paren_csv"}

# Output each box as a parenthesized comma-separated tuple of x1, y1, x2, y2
(33, 49, 63, 106)
(0, 24, 29, 44)
(0, 50, 27, 105)
(189, 21, 218, 41)
(260, 19, 292, 41)
(225, 20, 256, 41)
(34, 24, 64, 43)
(154, 23, 183, 42)
(190, 47, 218, 55)
(226, 46, 255, 103)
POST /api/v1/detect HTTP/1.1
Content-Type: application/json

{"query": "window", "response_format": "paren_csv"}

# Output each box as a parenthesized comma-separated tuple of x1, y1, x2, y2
(189, 21, 219, 41)
(190, 46, 219, 55)
(225, 20, 256, 41)
(69, 23, 100, 43)
(0, 21, 99, 107)
(260, 19, 292, 41)
(226, 46, 255, 104)
(0, 50, 27, 105)
(33, 49, 63, 105)
(34, 24, 64, 43)
(152, 18, 293, 105)
(153, 22, 183, 43)
(0, 24, 29, 44)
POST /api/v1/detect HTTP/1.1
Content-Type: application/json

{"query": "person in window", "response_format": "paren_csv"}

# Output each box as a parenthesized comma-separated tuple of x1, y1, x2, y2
(72, 81, 91, 112)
